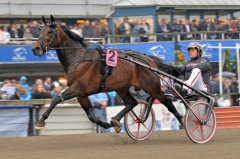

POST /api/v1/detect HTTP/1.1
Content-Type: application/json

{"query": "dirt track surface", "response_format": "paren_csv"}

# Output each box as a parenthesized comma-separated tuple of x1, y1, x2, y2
(0, 128, 239, 159)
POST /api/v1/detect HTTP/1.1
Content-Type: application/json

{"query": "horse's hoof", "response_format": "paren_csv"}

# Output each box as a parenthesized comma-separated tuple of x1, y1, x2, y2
(35, 121, 45, 130)
(111, 118, 122, 133)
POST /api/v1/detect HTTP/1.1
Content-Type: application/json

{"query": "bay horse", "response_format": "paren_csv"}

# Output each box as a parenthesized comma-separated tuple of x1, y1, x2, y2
(32, 15, 183, 133)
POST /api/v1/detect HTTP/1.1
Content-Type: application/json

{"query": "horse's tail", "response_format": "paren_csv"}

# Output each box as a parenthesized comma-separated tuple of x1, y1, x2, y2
(147, 55, 163, 70)
(147, 55, 180, 78)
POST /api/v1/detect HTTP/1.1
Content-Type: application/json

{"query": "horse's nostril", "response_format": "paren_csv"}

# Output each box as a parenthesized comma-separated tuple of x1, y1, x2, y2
(35, 47, 40, 51)
(32, 47, 40, 53)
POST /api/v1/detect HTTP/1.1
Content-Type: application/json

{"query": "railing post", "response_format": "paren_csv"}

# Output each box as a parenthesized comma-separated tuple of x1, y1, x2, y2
(130, 36, 134, 43)
(108, 37, 111, 44)
(200, 33, 203, 40)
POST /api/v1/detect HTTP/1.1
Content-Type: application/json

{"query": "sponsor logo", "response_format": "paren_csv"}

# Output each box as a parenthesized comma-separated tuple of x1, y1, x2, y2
(46, 50, 58, 60)
(148, 45, 166, 60)
(201, 43, 212, 58)
(12, 47, 27, 61)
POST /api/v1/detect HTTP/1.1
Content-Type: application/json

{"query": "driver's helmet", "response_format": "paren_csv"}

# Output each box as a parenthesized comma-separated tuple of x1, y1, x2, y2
(187, 42, 203, 57)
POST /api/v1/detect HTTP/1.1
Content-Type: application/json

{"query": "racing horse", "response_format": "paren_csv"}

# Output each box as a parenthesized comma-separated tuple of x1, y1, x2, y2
(32, 15, 182, 133)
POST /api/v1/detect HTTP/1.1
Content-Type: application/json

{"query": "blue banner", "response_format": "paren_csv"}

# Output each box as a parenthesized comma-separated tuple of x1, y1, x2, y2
(0, 40, 240, 63)
(0, 46, 59, 63)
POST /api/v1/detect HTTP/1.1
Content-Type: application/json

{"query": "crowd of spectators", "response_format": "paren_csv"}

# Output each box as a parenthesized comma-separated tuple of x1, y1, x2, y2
(1, 16, 240, 44)
(210, 75, 240, 106)
(0, 20, 112, 44)
(115, 16, 240, 43)
(0, 74, 239, 106)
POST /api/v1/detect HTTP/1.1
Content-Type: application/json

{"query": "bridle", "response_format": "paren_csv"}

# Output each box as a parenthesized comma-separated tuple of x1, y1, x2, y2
(38, 24, 58, 52)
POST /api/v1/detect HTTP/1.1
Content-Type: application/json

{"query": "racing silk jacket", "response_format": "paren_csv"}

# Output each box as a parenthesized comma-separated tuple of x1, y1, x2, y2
(179, 56, 211, 87)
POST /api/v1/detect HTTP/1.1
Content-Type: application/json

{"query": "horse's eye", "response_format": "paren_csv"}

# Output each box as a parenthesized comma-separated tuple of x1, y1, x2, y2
(47, 30, 53, 34)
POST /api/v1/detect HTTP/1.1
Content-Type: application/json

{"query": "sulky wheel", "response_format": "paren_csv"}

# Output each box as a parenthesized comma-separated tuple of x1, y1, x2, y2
(124, 99, 155, 140)
(184, 101, 216, 144)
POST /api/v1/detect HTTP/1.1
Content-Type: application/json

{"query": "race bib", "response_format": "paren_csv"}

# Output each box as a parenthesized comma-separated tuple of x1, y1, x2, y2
(106, 49, 118, 67)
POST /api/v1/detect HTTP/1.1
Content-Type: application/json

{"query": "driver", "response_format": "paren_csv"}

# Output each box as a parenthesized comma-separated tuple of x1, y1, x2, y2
(173, 42, 211, 96)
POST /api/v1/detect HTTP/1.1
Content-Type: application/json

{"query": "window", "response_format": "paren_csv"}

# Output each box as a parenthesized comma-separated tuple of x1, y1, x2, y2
(158, 11, 171, 23)
(189, 12, 201, 22)
(173, 11, 186, 22)
(219, 11, 231, 20)
(204, 11, 216, 19)
(233, 11, 240, 18)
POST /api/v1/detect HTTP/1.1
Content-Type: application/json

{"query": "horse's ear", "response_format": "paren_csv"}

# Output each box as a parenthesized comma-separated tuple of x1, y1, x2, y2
(50, 15, 55, 24)
(42, 16, 47, 25)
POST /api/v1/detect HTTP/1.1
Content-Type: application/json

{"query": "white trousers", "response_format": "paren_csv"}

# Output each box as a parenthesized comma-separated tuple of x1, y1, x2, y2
(183, 68, 208, 93)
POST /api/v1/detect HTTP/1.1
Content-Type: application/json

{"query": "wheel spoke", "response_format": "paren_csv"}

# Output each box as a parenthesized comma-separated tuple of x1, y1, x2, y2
(190, 122, 200, 135)
(137, 122, 141, 138)
(127, 121, 137, 127)
(139, 104, 143, 118)
(141, 122, 150, 131)
(200, 124, 204, 139)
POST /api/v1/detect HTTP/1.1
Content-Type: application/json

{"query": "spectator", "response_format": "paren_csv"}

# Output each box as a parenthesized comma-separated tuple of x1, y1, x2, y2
(30, 21, 40, 38)
(23, 27, 33, 40)
(18, 24, 24, 38)
(31, 84, 52, 100)
(100, 22, 112, 43)
(27, 21, 33, 28)
(91, 21, 101, 38)
(118, 17, 132, 43)
(9, 24, 18, 38)
(157, 18, 170, 41)
(19, 76, 31, 100)
(204, 17, 216, 40)
(131, 19, 140, 42)
(170, 18, 181, 41)
(88, 92, 108, 133)
(52, 85, 63, 97)
(9, 87, 25, 100)
(230, 77, 238, 93)
(71, 24, 80, 36)
(138, 18, 149, 42)
(60, 79, 68, 90)
(31, 78, 43, 93)
(142, 17, 150, 30)
(191, 19, 199, 39)
(210, 75, 220, 94)
(222, 78, 231, 93)
(182, 19, 193, 40)
(2, 26, 11, 43)
(198, 19, 206, 31)
(0, 79, 15, 99)
(77, 24, 82, 37)
(43, 77, 53, 92)
(82, 20, 93, 38)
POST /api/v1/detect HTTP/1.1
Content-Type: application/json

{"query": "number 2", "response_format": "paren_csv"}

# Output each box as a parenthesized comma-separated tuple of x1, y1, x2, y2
(108, 50, 115, 62)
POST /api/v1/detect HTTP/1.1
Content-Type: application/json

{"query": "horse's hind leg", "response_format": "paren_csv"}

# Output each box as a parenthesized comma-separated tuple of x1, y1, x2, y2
(76, 96, 114, 130)
(111, 88, 138, 133)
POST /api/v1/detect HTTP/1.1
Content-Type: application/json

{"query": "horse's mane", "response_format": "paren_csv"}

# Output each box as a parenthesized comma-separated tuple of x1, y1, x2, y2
(59, 24, 87, 47)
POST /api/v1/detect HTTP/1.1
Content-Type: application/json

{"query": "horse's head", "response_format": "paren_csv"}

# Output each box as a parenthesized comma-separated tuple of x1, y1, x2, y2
(32, 15, 59, 57)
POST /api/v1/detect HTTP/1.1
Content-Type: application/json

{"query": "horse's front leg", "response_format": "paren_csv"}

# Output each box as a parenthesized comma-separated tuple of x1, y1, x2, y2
(76, 96, 114, 130)
(35, 86, 79, 130)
